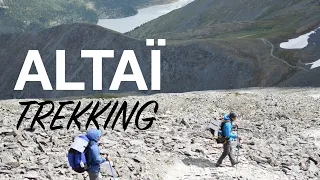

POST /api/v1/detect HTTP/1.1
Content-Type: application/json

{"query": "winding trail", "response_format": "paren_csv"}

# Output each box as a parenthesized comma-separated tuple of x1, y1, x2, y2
(260, 38, 308, 71)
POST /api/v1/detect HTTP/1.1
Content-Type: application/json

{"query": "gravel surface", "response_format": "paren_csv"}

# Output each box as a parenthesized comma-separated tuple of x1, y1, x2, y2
(0, 88, 319, 179)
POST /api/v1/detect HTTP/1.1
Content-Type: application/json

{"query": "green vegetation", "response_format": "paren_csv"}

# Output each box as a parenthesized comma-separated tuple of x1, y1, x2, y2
(272, 68, 298, 86)
(276, 50, 299, 65)
(234, 92, 241, 96)
(2, 0, 98, 32)
(0, 0, 175, 33)
(129, 0, 320, 41)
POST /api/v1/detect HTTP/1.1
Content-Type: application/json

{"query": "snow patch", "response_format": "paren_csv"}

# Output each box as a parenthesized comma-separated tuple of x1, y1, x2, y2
(280, 27, 320, 69)
(306, 59, 320, 69)
(280, 27, 319, 49)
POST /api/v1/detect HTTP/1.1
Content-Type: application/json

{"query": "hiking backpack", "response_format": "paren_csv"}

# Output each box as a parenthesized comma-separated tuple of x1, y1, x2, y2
(216, 121, 229, 144)
(67, 134, 90, 173)
(206, 119, 229, 144)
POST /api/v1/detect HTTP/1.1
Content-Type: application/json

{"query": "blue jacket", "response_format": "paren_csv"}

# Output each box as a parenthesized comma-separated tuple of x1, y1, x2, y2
(221, 114, 238, 141)
(86, 129, 106, 172)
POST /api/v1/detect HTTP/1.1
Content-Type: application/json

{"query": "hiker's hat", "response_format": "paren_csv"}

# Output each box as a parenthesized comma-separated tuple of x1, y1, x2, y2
(229, 112, 237, 119)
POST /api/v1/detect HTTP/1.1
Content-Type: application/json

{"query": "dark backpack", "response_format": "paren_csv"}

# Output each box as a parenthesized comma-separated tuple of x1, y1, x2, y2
(207, 120, 230, 144)
(67, 134, 91, 173)
(215, 121, 230, 144)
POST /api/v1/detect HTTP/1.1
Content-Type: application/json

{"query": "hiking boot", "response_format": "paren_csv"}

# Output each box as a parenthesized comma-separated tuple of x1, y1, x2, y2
(215, 163, 221, 167)
(231, 161, 239, 167)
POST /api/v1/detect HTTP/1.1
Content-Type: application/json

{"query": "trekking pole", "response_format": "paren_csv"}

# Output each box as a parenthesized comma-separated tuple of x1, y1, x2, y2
(235, 125, 241, 179)
(236, 126, 241, 163)
(108, 160, 116, 180)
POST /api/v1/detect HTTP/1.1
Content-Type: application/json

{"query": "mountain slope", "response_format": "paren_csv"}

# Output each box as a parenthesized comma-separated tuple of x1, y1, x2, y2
(1, 0, 98, 33)
(0, 0, 177, 33)
(128, 0, 320, 40)
(0, 22, 319, 99)
(127, 0, 320, 89)
(0, 23, 151, 99)
(0, 23, 291, 99)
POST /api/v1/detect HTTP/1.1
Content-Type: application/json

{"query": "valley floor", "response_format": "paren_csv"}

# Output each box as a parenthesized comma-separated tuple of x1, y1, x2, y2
(0, 88, 319, 179)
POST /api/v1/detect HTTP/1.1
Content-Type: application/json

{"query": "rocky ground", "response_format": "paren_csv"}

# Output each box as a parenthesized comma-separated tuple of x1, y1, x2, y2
(0, 88, 320, 180)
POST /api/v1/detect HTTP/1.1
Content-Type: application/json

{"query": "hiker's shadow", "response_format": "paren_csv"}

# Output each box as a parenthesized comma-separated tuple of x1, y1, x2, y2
(182, 157, 215, 168)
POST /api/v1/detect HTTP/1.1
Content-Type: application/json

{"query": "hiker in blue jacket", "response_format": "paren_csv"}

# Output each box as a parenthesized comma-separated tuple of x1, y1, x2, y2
(86, 129, 109, 180)
(216, 112, 240, 167)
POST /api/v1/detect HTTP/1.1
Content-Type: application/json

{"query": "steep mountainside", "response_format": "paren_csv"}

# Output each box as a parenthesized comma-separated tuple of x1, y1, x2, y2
(0, 24, 254, 99)
(127, 0, 320, 89)
(128, 0, 320, 40)
(0, 1, 319, 100)
(0, 23, 319, 99)
(0, 0, 97, 33)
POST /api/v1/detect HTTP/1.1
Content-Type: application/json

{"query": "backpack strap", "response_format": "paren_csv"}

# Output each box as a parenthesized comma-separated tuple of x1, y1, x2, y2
(220, 120, 231, 140)
(220, 120, 228, 135)
(85, 141, 93, 168)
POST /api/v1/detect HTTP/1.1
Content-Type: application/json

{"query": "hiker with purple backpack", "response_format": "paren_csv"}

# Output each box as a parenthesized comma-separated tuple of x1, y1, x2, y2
(68, 129, 111, 180)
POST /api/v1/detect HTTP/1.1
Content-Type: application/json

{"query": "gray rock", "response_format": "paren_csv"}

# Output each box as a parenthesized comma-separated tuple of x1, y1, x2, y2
(308, 156, 319, 165)
(0, 128, 15, 136)
(1, 154, 19, 167)
(282, 168, 290, 175)
(0, 169, 11, 174)
(184, 150, 192, 157)
(308, 161, 319, 176)
(0, 88, 319, 179)
(299, 161, 308, 171)
(23, 171, 40, 179)
(129, 140, 144, 146)
(132, 156, 146, 164)
(251, 154, 268, 163)
(180, 119, 190, 128)
(163, 138, 173, 144)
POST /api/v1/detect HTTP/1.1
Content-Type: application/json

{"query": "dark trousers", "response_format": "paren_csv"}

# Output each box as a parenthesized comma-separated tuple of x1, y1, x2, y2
(217, 141, 236, 165)
(88, 172, 100, 180)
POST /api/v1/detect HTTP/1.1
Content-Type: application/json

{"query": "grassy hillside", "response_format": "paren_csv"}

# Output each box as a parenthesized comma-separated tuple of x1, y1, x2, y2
(1, 0, 97, 32)
(128, 0, 320, 40)
(127, 0, 320, 86)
